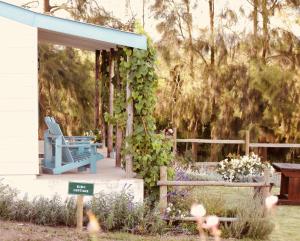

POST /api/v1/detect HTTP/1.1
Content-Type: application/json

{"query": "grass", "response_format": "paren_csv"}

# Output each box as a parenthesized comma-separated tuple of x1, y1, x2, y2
(0, 187, 299, 241)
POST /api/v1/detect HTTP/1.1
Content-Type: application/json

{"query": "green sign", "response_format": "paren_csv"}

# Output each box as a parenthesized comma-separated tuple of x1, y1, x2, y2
(68, 182, 94, 196)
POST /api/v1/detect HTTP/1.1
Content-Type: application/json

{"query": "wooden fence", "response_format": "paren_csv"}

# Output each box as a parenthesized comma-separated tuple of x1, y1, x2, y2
(172, 130, 300, 159)
(158, 166, 271, 222)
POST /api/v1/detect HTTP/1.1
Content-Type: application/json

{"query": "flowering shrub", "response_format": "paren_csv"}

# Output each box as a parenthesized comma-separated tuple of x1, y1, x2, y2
(165, 202, 187, 219)
(175, 165, 223, 181)
(217, 153, 273, 182)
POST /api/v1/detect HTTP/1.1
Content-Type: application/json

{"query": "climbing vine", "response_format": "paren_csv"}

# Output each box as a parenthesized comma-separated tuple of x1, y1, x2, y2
(118, 25, 173, 195)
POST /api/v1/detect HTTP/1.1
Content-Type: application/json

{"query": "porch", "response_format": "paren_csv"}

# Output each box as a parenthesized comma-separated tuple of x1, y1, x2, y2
(0, 144, 143, 203)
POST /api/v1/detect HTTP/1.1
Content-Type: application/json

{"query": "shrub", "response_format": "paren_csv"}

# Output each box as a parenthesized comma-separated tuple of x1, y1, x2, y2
(217, 153, 273, 182)
(175, 165, 223, 181)
(90, 190, 141, 231)
(0, 182, 17, 219)
(166, 187, 274, 239)
(0, 182, 76, 226)
(222, 197, 274, 239)
(90, 190, 167, 234)
(0, 182, 166, 234)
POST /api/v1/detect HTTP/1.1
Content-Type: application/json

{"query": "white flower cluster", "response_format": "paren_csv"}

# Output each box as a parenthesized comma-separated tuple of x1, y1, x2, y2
(217, 153, 273, 182)
(166, 202, 186, 219)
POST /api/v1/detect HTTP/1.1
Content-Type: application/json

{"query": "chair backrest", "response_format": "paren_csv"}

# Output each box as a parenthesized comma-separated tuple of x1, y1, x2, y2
(44, 116, 74, 163)
(45, 116, 63, 136)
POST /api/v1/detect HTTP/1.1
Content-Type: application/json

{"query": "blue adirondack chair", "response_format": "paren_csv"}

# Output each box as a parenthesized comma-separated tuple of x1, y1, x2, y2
(42, 116, 104, 174)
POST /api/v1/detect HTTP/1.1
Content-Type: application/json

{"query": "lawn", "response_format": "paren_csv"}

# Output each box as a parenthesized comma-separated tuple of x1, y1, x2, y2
(0, 187, 299, 241)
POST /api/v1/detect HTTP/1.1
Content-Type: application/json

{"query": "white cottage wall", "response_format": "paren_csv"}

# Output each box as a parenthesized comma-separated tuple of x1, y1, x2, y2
(0, 16, 38, 175)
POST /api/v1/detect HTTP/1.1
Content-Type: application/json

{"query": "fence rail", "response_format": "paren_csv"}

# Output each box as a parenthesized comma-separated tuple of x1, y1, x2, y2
(158, 166, 271, 223)
(176, 139, 300, 148)
(176, 139, 245, 144)
(157, 180, 269, 187)
(172, 129, 300, 159)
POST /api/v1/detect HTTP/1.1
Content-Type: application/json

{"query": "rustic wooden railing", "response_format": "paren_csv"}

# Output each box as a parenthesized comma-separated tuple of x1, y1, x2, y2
(158, 166, 271, 222)
(172, 130, 300, 159)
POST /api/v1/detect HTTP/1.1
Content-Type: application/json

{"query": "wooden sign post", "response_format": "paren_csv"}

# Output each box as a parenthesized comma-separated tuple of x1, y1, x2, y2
(68, 182, 94, 230)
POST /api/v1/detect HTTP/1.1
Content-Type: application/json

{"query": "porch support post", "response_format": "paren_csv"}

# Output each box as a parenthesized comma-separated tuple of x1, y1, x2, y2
(115, 50, 123, 167)
(100, 50, 107, 148)
(125, 55, 134, 177)
(94, 50, 100, 130)
(107, 49, 115, 158)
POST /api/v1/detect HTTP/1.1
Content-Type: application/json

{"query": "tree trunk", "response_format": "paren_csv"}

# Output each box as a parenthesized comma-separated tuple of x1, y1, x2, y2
(262, 0, 268, 62)
(142, 0, 145, 28)
(208, 0, 217, 162)
(209, 0, 215, 67)
(44, 0, 51, 12)
(107, 50, 115, 157)
(191, 143, 198, 162)
(184, 0, 194, 78)
(94, 50, 100, 130)
(253, 0, 258, 58)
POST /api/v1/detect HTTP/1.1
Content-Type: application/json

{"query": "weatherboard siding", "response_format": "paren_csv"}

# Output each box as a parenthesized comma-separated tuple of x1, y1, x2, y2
(0, 16, 38, 174)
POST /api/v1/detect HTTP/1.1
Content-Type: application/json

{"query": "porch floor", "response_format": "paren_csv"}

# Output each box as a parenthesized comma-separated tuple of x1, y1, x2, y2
(38, 148, 128, 181)
(0, 145, 144, 202)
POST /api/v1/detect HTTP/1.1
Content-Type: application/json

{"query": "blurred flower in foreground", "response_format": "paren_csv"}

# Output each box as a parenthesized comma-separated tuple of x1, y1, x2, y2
(191, 203, 206, 218)
(203, 215, 221, 241)
(191, 204, 207, 241)
(265, 195, 278, 210)
(203, 215, 219, 229)
(87, 210, 100, 233)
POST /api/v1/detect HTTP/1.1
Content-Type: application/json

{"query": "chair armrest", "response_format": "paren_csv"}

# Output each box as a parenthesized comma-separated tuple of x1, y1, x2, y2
(58, 143, 100, 148)
(65, 136, 94, 140)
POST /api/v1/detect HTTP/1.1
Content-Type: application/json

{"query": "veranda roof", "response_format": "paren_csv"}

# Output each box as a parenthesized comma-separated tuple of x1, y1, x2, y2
(0, 1, 147, 50)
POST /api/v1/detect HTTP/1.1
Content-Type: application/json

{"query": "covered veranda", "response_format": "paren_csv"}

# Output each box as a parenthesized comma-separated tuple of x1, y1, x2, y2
(0, 1, 146, 202)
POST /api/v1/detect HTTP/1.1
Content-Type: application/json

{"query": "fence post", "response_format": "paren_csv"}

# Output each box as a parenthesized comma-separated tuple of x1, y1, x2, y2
(245, 130, 250, 156)
(173, 127, 177, 156)
(76, 195, 84, 231)
(263, 168, 271, 199)
(159, 166, 168, 214)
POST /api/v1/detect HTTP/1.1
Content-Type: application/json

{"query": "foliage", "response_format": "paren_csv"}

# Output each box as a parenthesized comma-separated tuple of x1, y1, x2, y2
(217, 153, 273, 182)
(0, 182, 76, 226)
(0, 182, 166, 234)
(152, 0, 300, 163)
(165, 187, 274, 239)
(38, 44, 94, 138)
(222, 198, 274, 239)
(174, 165, 223, 181)
(84, 129, 102, 143)
(119, 24, 173, 194)
(90, 190, 142, 232)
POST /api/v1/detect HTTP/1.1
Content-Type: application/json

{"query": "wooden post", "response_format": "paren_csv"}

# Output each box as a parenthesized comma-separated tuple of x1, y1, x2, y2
(76, 195, 84, 231)
(263, 168, 271, 198)
(94, 50, 100, 130)
(100, 51, 108, 148)
(115, 51, 123, 168)
(115, 125, 123, 167)
(125, 75, 134, 177)
(245, 130, 250, 156)
(173, 127, 177, 156)
(107, 49, 115, 157)
(159, 166, 168, 214)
